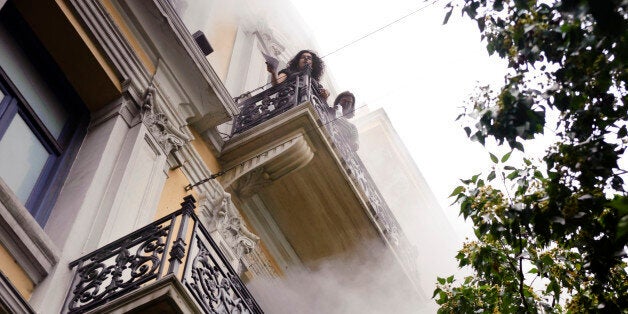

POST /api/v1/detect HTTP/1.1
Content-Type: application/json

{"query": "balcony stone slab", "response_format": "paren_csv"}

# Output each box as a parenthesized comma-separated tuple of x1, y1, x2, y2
(220, 102, 385, 267)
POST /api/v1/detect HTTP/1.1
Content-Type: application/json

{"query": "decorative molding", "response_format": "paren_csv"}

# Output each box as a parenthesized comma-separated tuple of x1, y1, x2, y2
(230, 168, 272, 198)
(140, 85, 189, 156)
(0, 271, 34, 314)
(222, 216, 258, 257)
(197, 192, 259, 267)
(254, 30, 285, 58)
(151, 0, 239, 118)
(68, 0, 148, 98)
(242, 243, 279, 279)
(172, 138, 278, 278)
(69, 0, 235, 138)
(88, 92, 141, 130)
(219, 134, 314, 194)
(0, 179, 59, 284)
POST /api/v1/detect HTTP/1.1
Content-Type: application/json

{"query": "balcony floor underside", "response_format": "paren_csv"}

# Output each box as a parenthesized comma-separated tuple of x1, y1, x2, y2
(221, 103, 386, 268)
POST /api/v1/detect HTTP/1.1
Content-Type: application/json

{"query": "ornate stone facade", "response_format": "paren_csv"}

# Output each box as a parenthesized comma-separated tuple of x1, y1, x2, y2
(141, 85, 189, 155)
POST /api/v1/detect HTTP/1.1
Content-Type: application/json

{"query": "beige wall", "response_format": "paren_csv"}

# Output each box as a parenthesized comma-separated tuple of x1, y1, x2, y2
(156, 168, 196, 218)
(101, 0, 156, 74)
(190, 130, 221, 173)
(176, 0, 239, 81)
(0, 243, 33, 299)
(206, 22, 237, 81)
(156, 130, 222, 219)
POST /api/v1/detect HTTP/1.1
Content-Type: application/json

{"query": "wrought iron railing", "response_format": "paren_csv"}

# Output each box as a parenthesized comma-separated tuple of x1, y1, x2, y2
(64, 196, 263, 314)
(231, 72, 409, 254)
(232, 71, 327, 135)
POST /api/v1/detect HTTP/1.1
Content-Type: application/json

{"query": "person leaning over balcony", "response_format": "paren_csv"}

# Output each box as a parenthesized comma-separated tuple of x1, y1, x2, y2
(332, 91, 359, 151)
(266, 49, 330, 100)
(334, 91, 356, 119)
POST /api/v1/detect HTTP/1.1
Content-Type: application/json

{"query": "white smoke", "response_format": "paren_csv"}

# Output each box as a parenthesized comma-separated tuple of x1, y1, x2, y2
(246, 242, 434, 314)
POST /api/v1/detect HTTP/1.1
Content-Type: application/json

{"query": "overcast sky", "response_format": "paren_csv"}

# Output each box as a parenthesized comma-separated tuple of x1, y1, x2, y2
(289, 0, 509, 238)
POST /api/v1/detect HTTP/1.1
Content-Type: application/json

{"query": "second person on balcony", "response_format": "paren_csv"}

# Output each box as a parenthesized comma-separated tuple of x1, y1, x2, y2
(266, 49, 330, 100)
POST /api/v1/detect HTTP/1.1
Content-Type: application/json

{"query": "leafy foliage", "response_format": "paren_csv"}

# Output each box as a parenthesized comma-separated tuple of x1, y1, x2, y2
(436, 0, 628, 312)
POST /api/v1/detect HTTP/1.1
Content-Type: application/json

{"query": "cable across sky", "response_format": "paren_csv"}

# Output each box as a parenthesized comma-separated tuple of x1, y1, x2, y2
(234, 0, 440, 100)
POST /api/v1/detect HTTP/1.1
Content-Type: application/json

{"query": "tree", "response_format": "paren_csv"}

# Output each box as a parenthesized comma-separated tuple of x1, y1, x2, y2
(434, 0, 628, 312)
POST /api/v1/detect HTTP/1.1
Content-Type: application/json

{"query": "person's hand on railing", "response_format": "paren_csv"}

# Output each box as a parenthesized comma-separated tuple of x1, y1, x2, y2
(319, 87, 330, 100)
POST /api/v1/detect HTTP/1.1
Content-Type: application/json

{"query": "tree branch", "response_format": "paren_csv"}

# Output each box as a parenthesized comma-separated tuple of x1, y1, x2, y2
(518, 226, 531, 312)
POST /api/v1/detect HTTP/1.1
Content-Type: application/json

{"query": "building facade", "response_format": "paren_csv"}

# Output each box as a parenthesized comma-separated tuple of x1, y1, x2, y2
(0, 0, 425, 313)
(353, 109, 463, 308)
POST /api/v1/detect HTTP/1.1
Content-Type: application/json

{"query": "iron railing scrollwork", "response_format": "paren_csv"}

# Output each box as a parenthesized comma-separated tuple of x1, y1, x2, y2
(65, 196, 263, 314)
(231, 72, 416, 276)
(232, 70, 327, 135)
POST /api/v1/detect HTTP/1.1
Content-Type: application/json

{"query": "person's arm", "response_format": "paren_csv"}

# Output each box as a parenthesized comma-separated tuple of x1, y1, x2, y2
(268, 65, 288, 86)
(267, 62, 278, 85)
(276, 72, 288, 85)
(313, 81, 329, 100)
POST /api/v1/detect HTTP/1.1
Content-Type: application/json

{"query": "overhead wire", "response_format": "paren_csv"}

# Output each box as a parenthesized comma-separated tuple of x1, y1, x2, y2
(233, 0, 440, 104)
(321, 0, 440, 59)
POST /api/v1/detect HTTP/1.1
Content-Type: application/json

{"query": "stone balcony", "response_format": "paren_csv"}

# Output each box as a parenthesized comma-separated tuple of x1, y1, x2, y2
(220, 71, 420, 284)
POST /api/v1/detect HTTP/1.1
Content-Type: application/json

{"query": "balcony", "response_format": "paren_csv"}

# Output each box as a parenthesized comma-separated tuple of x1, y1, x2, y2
(221, 71, 419, 284)
(63, 196, 263, 314)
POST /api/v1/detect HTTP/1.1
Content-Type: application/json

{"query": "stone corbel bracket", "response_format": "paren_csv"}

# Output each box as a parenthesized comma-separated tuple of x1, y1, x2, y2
(140, 84, 190, 163)
(219, 134, 314, 197)
(197, 192, 260, 263)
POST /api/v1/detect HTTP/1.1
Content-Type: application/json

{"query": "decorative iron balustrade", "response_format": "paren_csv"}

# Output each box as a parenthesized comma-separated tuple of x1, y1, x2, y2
(231, 72, 411, 260)
(64, 196, 263, 314)
(232, 71, 324, 135)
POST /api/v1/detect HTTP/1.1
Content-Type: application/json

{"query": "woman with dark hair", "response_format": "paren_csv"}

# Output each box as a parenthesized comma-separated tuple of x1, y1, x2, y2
(267, 50, 329, 99)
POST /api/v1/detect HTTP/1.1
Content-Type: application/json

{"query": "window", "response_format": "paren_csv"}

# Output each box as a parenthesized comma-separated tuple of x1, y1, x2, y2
(0, 2, 88, 226)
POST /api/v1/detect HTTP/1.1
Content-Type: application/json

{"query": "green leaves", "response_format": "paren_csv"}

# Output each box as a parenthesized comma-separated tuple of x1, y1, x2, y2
(608, 196, 628, 240)
(501, 151, 512, 163)
(506, 169, 519, 180)
(449, 185, 465, 197)
(618, 125, 627, 139)
(487, 170, 496, 181)
(490, 153, 499, 163)
(439, 0, 628, 311)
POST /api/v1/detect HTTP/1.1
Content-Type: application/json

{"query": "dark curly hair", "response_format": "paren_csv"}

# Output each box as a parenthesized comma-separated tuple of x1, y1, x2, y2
(334, 91, 356, 118)
(286, 50, 325, 80)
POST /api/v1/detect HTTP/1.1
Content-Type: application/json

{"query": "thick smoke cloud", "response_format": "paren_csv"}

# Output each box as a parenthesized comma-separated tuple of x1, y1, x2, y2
(246, 242, 434, 314)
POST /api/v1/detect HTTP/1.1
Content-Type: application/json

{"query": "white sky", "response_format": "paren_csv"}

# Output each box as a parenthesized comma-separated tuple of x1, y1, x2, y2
(289, 0, 509, 238)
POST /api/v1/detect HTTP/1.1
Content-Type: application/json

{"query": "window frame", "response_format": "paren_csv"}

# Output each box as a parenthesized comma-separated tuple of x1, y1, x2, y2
(0, 2, 89, 226)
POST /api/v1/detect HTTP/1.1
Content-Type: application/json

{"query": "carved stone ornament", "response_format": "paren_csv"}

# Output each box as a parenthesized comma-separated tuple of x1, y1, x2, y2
(230, 167, 273, 198)
(198, 193, 261, 266)
(242, 243, 279, 279)
(222, 217, 257, 257)
(254, 30, 285, 58)
(220, 134, 314, 197)
(141, 85, 188, 155)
